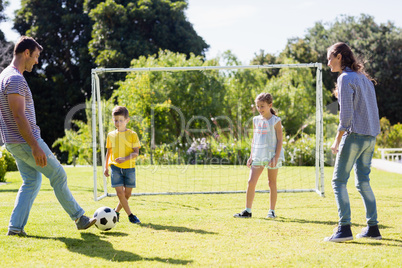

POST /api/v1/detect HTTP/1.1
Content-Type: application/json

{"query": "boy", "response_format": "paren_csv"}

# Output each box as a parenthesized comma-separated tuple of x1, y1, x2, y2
(104, 106, 141, 224)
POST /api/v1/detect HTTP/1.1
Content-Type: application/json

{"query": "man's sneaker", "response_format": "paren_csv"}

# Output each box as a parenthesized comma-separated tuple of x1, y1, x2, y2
(324, 225, 353, 242)
(129, 214, 141, 224)
(234, 210, 252, 218)
(6, 230, 27, 237)
(76, 215, 97, 230)
(266, 210, 276, 218)
(356, 225, 382, 240)
(114, 210, 120, 222)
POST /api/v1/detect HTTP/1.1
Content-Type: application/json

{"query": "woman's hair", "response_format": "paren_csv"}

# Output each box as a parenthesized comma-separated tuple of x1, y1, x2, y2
(327, 42, 376, 83)
(14, 36, 43, 55)
(327, 42, 376, 97)
(255, 92, 276, 115)
(112, 106, 129, 118)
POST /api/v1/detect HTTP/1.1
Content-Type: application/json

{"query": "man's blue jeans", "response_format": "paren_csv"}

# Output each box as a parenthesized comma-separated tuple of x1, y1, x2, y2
(5, 139, 85, 232)
(332, 133, 378, 226)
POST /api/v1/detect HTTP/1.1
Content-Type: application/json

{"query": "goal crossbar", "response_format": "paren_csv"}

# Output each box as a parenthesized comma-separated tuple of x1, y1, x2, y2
(91, 63, 325, 201)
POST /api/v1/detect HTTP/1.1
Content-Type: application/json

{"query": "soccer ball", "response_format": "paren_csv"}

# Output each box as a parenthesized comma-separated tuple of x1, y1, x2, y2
(93, 206, 117, 231)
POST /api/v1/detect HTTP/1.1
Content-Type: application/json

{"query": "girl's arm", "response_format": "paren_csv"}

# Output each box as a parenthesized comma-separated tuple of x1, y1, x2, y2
(269, 120, 283, 167)
(247, 122, 255, 168)
(104, 148, 111, 177)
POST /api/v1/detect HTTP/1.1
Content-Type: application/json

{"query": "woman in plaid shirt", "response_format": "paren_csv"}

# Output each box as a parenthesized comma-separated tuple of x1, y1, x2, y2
(324, 42, 382, 242)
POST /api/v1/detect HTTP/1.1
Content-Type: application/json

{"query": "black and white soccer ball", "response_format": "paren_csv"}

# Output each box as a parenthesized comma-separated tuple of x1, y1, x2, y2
(93, 206, 117, 231)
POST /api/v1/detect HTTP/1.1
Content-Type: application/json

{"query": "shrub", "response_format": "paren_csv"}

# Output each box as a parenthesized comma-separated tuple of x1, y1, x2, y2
(0, 146, 18, 171)
(0, 150, 7, 182)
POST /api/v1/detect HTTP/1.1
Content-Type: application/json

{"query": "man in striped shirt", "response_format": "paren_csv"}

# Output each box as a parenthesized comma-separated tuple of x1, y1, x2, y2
(0, 36, 96, 236)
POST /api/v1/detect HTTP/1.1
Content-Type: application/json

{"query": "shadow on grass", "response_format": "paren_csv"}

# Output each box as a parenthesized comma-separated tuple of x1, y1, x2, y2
(30, 232, 193, 265)
(273, 216, 340, 226)
(272, 217, 380, 228)
(140, 222, 217, 235)
(276, 217, 393, 229)
(350, 237, 402, 247)
(0, 188, 18, 193)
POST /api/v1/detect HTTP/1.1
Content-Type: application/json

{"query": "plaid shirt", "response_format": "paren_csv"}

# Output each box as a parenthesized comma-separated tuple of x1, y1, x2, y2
(337, 68, 380, 137)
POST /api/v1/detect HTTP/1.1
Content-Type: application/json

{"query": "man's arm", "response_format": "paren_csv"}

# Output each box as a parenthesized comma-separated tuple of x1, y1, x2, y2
(8, 93, 47, 167)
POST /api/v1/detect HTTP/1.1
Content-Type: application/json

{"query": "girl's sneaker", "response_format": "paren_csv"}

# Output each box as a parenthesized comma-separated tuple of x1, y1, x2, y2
(234, 210, 252, 218)
(266, 210, 276, 218)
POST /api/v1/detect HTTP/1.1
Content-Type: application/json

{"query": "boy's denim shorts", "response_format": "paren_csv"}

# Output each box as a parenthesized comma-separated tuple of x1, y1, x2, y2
(110, 165, 136, 188)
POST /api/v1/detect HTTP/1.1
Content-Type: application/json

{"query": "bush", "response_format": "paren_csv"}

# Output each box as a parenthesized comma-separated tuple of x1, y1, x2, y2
(285, 134, 316, 166)
(0, 146, 18, 171)
(0, 150, 7, 182)
(377, 117, 402, 148)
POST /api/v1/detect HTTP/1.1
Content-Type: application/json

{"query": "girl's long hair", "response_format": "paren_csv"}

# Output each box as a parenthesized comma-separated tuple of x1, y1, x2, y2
(255, 92, 276, 115)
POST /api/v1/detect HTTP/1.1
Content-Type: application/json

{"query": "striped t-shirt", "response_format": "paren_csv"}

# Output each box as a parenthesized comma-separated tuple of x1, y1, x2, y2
(0, 66, 41, 143)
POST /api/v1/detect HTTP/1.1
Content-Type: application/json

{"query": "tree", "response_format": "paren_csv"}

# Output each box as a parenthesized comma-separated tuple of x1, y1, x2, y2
(115, 50, 225, 147)
(84, 0, 209, 97)
(85, 0, 209, 68)
(0, 0, 13, 72)
(13, 0, 95, 150)
(282, 14, 402, 124)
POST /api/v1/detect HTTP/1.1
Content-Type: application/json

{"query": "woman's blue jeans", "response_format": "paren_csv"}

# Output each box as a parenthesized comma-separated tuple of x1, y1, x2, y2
(5, 139, 85, 232)
(332, 133, 378, 226)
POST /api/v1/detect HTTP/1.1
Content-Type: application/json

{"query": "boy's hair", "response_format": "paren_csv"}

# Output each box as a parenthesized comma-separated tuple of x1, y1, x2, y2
(255, 92, 277, 115)
(112, 106, 129, 118)
(14, 36, 43, 55)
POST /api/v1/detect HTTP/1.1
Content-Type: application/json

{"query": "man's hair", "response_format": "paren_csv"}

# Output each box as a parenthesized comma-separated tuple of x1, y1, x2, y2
(112, 106, 129, 118)
(14, 36, 43, 55)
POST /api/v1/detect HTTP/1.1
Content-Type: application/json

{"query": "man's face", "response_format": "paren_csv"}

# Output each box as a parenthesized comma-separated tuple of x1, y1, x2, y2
(25, 48, 40, 72)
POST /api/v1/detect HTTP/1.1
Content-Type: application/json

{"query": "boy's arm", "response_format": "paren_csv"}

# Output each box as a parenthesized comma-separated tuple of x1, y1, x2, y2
(104, 148, 111, 177)
(115, 147, 139, 164)
(126, 147, 139, 161)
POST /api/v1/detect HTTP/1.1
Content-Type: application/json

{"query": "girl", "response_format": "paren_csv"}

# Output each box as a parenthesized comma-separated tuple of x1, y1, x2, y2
(234, 93, 284, 219)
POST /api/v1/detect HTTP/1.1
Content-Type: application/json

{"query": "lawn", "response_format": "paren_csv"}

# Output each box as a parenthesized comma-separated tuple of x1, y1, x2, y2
(0, 165, 401, 267)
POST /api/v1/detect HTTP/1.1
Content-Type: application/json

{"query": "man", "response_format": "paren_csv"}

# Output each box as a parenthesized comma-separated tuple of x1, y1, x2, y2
(0, 36, 96, 236)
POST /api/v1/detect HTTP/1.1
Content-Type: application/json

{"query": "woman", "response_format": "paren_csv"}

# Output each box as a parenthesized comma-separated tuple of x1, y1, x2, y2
(324, 42, 382, 242)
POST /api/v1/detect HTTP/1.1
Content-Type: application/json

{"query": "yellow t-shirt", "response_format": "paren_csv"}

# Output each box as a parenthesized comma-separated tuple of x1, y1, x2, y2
(106, 129, 141, 168)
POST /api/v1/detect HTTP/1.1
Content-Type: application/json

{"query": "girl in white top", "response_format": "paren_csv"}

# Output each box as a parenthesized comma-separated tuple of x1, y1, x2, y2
(234, 93, 284, 219)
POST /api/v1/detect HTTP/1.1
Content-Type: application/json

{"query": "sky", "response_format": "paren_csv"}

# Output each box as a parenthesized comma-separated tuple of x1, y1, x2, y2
(2, 0, 402, 64)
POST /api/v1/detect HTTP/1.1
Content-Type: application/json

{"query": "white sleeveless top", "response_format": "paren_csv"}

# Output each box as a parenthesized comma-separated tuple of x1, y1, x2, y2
(251, 115, 285, 162)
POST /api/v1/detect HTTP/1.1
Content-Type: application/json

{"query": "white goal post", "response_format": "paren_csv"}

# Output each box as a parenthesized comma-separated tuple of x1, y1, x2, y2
(91, 63, 324, 201)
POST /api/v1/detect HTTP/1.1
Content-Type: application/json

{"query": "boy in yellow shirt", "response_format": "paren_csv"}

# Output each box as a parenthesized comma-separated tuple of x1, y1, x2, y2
(104, 106, 141, 224)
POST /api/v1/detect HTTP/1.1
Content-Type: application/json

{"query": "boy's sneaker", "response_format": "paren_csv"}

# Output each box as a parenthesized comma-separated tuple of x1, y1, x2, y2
(76, 215, 97, 230)
(114, 210, 120, 222)
(6, 230, 27, 237)
(234, 210, 252, 218)
(356, 225, 382, 240)
(324, 225, 353, 242)
(266, 210, 276, 218)
(129, 214, 141, 224)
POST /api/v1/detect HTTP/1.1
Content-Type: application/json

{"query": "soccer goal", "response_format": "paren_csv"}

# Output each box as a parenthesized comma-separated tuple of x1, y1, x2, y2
(91, 63, 324, 201)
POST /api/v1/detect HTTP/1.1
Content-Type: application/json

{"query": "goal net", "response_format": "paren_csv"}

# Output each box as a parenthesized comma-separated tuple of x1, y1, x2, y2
(91, 63, 324, 201)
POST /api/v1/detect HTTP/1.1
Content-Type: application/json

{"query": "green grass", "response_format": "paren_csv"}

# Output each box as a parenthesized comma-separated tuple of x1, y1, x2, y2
(0, 165, 401, 267)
